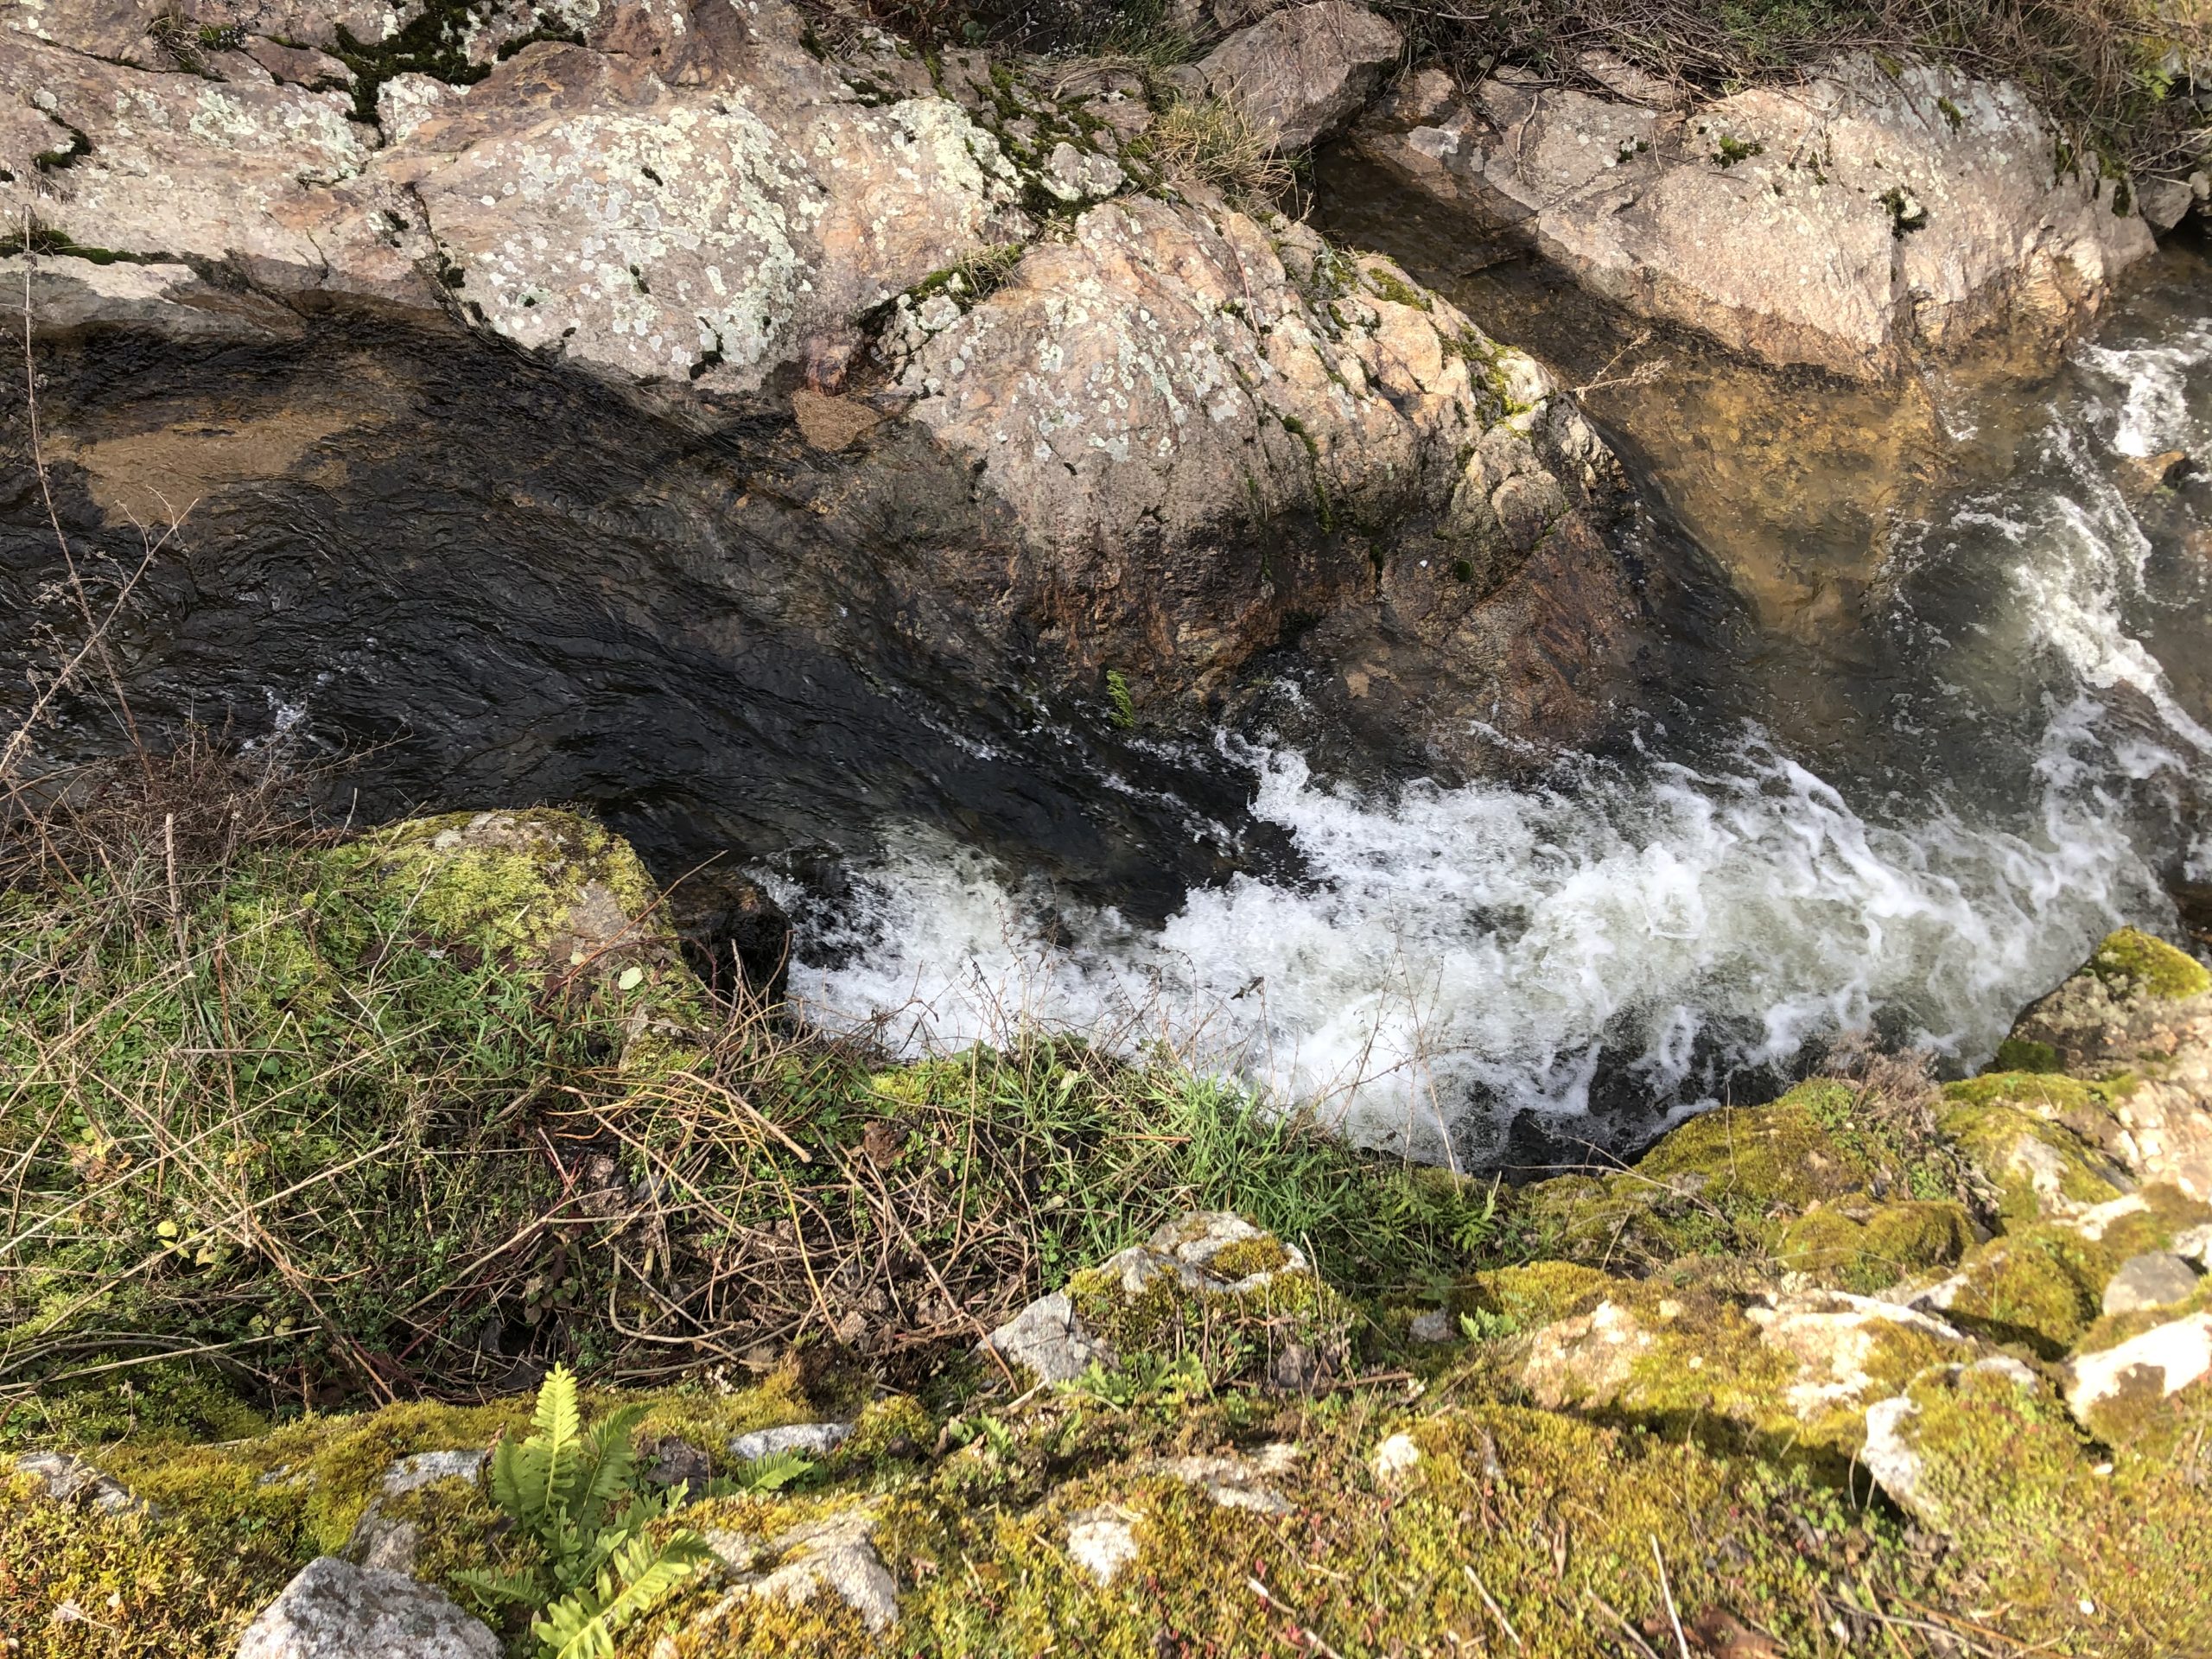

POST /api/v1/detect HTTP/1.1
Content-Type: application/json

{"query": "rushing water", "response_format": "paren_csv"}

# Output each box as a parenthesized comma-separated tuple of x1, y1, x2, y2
(786, 234, 2212, 1165)
(6, 229, 2207, 1170)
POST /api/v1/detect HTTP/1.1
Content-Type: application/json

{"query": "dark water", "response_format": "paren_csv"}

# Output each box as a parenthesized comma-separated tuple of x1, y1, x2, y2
(5, 218, 2209, 1166)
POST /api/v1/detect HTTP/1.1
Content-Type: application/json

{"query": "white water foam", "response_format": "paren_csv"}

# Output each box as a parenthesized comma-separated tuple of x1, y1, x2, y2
(790, 711, 2172, 1150)
(790, 303, 2211, 1148)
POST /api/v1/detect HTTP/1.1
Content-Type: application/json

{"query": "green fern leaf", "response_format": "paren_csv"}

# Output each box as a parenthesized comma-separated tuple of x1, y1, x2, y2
(534, 1530, 712, 1659)
(531, 1363, 585, 1526)
(452, 1563, 547, 1611)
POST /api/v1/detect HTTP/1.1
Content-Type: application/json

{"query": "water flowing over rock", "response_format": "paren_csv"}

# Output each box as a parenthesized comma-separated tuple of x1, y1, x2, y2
(1347, 55, 2156, 381)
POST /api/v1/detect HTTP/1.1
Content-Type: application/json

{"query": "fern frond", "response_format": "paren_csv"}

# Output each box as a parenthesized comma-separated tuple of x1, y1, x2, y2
(452, 1563, 548, 1611)
(531, 1363, 585, 1525)
(570, 1401, 650, 1524)
(535, 1530, 712, 1659)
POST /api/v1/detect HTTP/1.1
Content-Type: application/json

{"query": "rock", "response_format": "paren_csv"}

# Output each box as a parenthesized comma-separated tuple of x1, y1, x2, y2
(1408, 1307, 1456, 1344)
(728, 1421, 853, 1463)
(731, 1509, 899, 1633)
(2139, 177, 2196, 234)
(377, 1451, 486, 1496)
(642, 1435, 713, 1491)
(1, 255, 302, 346)
(1199, 1, 1402, 151)
(331, 810, 679, 988)
(989, 1212, 1353, 1389)
(1999, 928, 2212, 1202)
(1859, 1357, 2044, 1532)
(982, 1289, 1117, 1386)
(12, 1451, 139, 1515)
(2064, 1312, 2212, 1433)
(1347, 54, 2154, 380)
(887, 195, 1635, 758)
(1147, 1443, 1299, 1514)
(1519, 1285, 1975, 1456)
(1371, 1432, 1421, 1480)
(341, 1451, 489, 1576)
(1065, 1507, 1141, 1586)
(234, 1557, 501, 1659)
(2103, 1252, 2201, 1316)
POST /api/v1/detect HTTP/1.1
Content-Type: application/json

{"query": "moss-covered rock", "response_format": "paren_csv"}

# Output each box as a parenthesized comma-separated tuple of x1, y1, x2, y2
(1937, 1075, 2132, 1223)
(1910, 1224, 2115, 1357)
(1513, 1279, 1974, 1466)
(1773, 1198, 1975, 1292)
(1058, 1211, 1356, 1390)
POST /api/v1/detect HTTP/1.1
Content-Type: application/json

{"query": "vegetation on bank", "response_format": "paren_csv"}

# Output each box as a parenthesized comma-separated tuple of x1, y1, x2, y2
(836, 0, 2209, 180)
(4, 747, 2212, 1656)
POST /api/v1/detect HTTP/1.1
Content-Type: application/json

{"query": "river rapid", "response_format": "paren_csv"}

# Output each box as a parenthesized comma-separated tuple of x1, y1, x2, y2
(785, 227, 2212, 1166)
(7, 229, 2209, 1172)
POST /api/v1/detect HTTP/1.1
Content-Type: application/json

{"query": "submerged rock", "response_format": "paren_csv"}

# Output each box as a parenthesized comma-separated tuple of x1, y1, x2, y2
(1347, 55, 2155, 381)
(234, 1557, 500, 1659)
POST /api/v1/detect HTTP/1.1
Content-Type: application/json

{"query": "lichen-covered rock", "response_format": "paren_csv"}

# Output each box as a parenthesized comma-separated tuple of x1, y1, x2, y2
(340, 1452, 487, 1576)
(324, 809, 670, 979)
(1517, 1281, 1975, 1461)
(1347, 55, 2155, 380)
(234, 1556, 501, 1659)
(1511, 1078, 1973, 1285)
(885, 194, 1637, 756)
(728, 1422, 852, 1464)
(1198, 0, 1402, 151)
(12, 1450, 140, 1515)
(2103, 1251, 2201, 1316)
(1993, 926, 2212, 1201)
(988, 1211, 1353, 1389)
(700, 1506, 899, 1634)
(2064, 1310, 2212, 1445)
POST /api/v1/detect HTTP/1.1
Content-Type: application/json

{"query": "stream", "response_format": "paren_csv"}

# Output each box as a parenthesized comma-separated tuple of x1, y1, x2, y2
(5, 222, 2209, 1171)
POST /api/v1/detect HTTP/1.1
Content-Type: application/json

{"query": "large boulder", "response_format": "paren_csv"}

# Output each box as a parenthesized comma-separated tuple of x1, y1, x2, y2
(1347, 55, 2156, 381)
(3, 0, 1641, 766)
(883, 195, 1633, 742)
(1987, 928, 2212, 1202)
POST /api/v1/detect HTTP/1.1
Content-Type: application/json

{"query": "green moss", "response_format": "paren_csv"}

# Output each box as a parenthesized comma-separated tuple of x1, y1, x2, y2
(1882, 1362, 2212, 1647)
(1774, 1200, 1974, 1293)
(1065, 1244, 1353, 1388)
(1361, 264, 1433, 312)
(1939, 1078, 2130, 1224)
(1455, 1259, 1617, 1329)
(2088, 926, 2212, 1001)
(1929, 1226, 2114, 1357)
(1992, 1035, 2062, 1073)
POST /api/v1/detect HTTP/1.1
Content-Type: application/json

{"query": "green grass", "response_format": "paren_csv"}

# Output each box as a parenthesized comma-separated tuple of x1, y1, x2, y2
(0, 784, 1494, 1435)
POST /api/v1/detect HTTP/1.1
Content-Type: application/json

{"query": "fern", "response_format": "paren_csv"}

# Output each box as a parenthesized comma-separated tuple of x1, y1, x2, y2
(467, 1365, 712, 1657)
(533, 1529, 715, 1659)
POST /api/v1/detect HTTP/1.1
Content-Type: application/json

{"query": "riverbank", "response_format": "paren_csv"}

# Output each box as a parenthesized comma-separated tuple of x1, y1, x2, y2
(6, 795, 2211, 1655)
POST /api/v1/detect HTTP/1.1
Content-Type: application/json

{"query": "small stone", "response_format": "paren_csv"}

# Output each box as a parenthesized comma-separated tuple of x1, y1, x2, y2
(13, 1452, 140, 1516)
(1371, 1433, 1421, 1481)
(1065, 1508, 1141, 1585)
(1407, 1308, 1454, 1344)
(981, 1289, 1116, 1385)
(728, 1421, 852, 1463)
(235, 1557, 501, 1659)
(2102, 1252, 2200, 1316)
(642, 1436, 712, 1491)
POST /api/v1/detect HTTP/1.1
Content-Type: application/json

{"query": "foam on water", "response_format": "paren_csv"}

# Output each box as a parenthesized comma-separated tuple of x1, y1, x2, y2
(790, 298, 2212, 1152)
